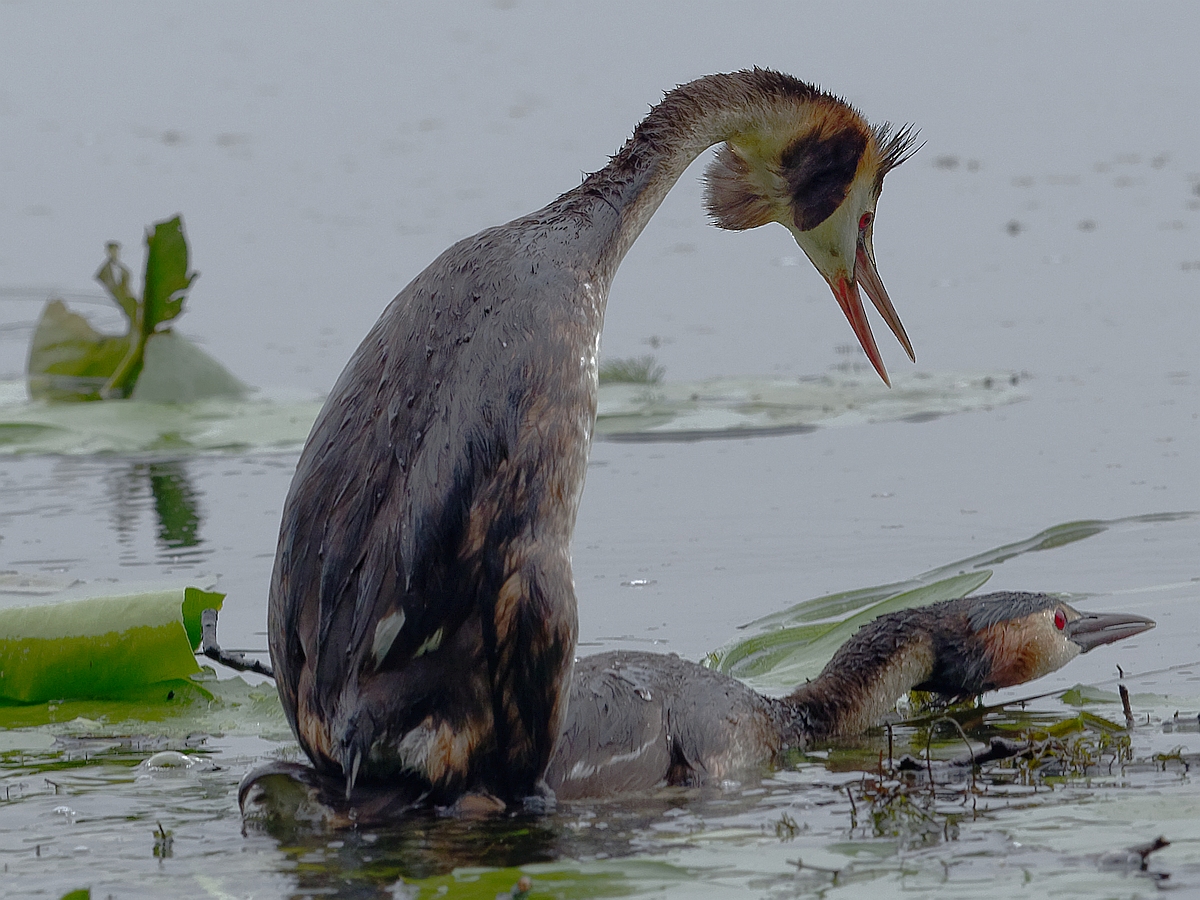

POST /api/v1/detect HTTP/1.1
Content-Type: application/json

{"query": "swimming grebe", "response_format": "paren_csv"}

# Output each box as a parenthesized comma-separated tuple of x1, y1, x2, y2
(268, 69, 918, 807)
(242, 592, 1153, 822)
(546, 592, 1154, 798)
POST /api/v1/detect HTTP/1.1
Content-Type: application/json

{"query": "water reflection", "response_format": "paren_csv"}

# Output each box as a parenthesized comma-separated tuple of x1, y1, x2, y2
(106, 459, 205, 559)
(146, 462, 202, 548)
(262, 813, 561, 897)
(248, 791, 777, 897)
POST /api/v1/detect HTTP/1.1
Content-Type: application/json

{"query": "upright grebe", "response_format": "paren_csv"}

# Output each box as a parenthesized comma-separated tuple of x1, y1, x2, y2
(269, 69, 921, 807)
(243, 592, 1153, 822)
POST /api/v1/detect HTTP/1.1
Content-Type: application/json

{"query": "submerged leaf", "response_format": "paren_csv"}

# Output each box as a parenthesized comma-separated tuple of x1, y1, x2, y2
(1037, 711, 1128, 737)
(0, 422, 66, 445)
(0, 380, 321, 454)
(1060, 683, 1124, 706)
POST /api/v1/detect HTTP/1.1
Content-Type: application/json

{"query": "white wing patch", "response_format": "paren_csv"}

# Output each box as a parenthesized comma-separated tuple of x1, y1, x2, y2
(414, 627, 444, 658)
(371, 609, 407, 670)
(565, 734, 658, 782)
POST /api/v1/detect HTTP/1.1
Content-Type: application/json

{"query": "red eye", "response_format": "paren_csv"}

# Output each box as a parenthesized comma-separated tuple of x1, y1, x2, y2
(1054, 609, 1067, 631)
(858, 211, 873, 231)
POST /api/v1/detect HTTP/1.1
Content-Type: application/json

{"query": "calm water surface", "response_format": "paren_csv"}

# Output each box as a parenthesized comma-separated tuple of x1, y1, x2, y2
(1, 2, 1199, 897)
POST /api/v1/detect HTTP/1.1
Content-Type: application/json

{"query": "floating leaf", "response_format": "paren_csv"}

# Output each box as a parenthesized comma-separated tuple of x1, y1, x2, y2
(129, 331, 247, 402)
(26, 299, 133, 401)
(595, 371, 1028, 442)
(0, 587, 223, 703)
(702, 621, 836, 676)
(744, 517, 1133, 633)
(0, 380, 320, 454)
(25, 214, 214, 402)
(0, 669, 289, 736)
(705, 514, 1192, 694)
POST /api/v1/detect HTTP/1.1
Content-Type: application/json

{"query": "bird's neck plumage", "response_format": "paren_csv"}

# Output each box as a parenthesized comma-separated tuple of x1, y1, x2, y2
(544, 70, 832, 287)
(778, 611, 942, 743)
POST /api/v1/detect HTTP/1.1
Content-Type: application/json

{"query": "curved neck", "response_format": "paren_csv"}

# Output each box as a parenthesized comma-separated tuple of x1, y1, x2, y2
(542, 71, 827, 285)
(779, 609, 946, 742)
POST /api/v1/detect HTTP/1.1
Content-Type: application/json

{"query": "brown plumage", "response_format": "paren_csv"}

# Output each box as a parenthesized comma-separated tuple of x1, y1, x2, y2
(268, 70, 919, 808)
(545, 592, 1153, 798)
(244, 592, 1153, 823)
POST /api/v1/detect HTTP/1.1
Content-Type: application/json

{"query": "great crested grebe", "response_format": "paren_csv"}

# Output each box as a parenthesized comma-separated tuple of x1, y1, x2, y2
(268, 69, 921, 808)
(243, 592, 1153, 822)
(546, 592, 1153, 798)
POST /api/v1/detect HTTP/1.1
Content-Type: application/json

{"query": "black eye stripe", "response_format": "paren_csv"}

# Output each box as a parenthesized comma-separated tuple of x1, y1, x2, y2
(782, 127, 867, 231)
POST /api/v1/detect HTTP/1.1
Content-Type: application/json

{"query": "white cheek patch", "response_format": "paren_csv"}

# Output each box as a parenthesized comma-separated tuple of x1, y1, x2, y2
(371, 609, 407, 670)
(1029, 608, 1082, 680)
(1033, 632, 1082, 681)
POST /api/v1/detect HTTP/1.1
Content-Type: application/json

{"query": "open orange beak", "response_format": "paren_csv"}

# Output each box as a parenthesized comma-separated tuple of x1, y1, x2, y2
(830, 242, 914, 386)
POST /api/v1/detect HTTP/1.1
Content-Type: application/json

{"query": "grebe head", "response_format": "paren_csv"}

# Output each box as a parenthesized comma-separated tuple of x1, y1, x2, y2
(704, 98, 918, 384)
(963, 593, 1156, 689)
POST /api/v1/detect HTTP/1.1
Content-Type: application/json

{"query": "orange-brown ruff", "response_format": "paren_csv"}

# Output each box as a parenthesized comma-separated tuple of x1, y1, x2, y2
(269, 69, 917, 807)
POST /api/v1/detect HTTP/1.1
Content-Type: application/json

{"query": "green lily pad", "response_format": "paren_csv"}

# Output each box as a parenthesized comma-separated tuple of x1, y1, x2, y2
(0, 587, 222, 703)
(25, 298, 133, 401)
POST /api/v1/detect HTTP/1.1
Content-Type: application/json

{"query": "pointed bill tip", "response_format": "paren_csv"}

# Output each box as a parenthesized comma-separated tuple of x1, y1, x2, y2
(1067, 610, 1156, 653)
(831, 275, 891, 386)
(855, 242, 914, 363)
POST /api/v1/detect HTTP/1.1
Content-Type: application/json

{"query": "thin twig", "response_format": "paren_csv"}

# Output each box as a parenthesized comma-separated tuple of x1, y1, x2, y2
(886, 722, 894, 774)
(199, 608, 275, 677)
(925, 731, 936, 800)
(1119, 683, 1134, 727)
(950, 736, 1032, 767)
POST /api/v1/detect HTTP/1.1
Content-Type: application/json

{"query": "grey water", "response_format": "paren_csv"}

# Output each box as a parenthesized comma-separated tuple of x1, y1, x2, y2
(1, 2, 1199, 897)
